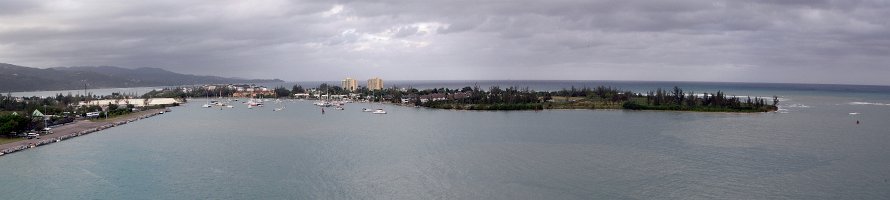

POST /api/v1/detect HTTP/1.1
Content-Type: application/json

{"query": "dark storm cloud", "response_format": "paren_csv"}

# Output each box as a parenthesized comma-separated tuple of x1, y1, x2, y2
(0, 0, 888, 85)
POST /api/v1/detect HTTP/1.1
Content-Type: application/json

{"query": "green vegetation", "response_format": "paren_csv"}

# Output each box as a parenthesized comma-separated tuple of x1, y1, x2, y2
(620, 87, 778, 112)
(1, 93, 79, 136)
(0, 114, 30, 136)
(0, 136, 26, 145)
(414, 85, 777, 112)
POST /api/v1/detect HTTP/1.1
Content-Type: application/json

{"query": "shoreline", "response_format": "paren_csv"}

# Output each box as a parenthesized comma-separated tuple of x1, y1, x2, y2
(380, 101, 775, 113)
(0, 108, 169, 157)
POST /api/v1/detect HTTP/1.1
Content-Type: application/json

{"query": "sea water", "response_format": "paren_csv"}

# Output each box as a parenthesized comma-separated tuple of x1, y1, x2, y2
(1, 82, 889, 199)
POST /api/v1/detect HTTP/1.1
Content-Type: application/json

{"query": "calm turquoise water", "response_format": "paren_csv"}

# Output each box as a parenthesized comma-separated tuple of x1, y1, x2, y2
(2, 82, 890, 199)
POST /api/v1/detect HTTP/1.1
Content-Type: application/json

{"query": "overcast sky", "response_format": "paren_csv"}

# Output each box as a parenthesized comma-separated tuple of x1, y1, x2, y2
(1, 0, 888, 85)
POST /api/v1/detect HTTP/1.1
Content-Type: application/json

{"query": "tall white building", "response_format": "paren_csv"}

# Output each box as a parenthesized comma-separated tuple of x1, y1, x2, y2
(367, 77, 384, 90)
(342, 77, 358, 91)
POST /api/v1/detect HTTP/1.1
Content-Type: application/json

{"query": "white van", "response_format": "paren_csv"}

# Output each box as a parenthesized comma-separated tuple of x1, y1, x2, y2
(86, 112, 100, 117)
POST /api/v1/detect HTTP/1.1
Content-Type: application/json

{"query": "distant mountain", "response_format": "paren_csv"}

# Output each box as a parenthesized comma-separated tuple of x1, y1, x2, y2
(0, 63, 283, 92)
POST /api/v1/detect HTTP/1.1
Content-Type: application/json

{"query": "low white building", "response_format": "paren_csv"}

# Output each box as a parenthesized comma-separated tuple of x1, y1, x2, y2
(78, 98, 182, 107)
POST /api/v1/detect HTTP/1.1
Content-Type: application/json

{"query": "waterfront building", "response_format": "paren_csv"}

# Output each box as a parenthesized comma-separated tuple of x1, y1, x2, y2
(342, 77, 358, 91)
(78, 98, 182, 107)
(367, 77, 384, 90)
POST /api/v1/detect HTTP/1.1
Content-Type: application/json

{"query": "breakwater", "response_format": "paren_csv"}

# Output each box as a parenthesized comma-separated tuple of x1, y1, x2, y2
(0, 110, 166, 157)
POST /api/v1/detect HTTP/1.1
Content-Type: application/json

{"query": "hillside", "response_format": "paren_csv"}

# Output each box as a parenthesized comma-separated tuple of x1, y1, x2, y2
(0, 63, 283, 92)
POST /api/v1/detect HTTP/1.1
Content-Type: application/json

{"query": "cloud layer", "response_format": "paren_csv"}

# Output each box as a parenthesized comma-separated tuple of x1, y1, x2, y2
(1, 0, 888, 85)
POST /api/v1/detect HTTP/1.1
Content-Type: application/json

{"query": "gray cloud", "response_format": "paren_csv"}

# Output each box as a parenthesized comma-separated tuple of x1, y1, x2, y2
(0, 0, 888, 85)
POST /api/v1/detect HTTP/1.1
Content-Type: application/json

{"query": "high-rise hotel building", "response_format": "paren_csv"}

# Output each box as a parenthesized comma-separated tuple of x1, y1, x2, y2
(367, 77, 384, 90)
(342, 77, 358, 91)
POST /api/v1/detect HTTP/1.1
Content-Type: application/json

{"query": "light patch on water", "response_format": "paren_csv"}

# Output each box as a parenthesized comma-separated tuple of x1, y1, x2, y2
(849, 102, 889, 106)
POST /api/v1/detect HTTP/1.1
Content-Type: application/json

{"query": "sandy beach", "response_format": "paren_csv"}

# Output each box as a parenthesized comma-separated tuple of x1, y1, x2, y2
(0, 108, 168, 156)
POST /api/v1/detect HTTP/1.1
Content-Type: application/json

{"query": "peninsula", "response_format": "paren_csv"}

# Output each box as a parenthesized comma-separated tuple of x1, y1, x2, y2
(406, 86, 779, 112)
(144, 83, 779, 113)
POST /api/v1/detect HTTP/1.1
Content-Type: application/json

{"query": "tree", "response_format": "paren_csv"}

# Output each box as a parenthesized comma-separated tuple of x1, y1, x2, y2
(274, 86, 291, 97)
(292, 85, 305, 93)
(0, 114, 30, 136)
(461, 86, 473, 93)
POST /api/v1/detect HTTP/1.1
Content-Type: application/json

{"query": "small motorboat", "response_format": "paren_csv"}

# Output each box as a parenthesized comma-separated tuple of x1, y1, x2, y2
(372, 109, 387, 114)
(335, 106, 344, 110)
(362, 108, 373, 112)
(202, 104, 212, 108)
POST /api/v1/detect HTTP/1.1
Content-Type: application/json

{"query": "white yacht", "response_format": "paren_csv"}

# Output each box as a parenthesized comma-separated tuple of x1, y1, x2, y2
(372, 109, 387, 114)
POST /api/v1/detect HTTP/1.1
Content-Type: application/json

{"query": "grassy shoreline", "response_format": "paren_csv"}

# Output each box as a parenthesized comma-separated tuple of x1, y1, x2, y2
(0, 137, 26, 145)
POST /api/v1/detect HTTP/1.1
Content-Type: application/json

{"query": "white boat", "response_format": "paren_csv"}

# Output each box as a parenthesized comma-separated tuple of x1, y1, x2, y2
(372, 109, 387, 114)
(314, 101, 333, 107)
(202, 104, 212, 108)
(335, 106, 344, 110)
(362, 108, 373, 112)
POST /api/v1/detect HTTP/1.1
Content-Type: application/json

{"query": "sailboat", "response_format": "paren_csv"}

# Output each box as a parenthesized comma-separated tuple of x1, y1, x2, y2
(202, 94, 212, 108)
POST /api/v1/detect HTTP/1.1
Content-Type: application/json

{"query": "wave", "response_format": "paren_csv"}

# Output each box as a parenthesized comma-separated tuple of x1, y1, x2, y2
(849, 102, 889, 106)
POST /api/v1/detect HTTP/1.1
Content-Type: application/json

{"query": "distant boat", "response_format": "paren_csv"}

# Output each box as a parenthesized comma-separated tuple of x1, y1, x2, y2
(362, 108, 373, 112)
(314, 101, 333, 107)
(202, 104, 212, 108)
(372, 109, 387, 114)
(335, 106, 344, 110)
